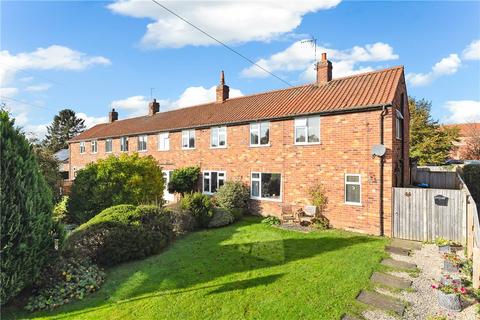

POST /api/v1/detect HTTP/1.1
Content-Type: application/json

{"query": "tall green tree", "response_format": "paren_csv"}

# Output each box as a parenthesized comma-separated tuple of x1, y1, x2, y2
(30, 139, 62, 201)
(44, 109, 85, 152)
(0, 110, 56, 304)
(409, 98, 459, 165)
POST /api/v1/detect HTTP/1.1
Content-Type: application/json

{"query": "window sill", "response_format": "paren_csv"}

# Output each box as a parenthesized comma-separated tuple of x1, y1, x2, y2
(250, 196, 282, 203)
(294, 142, 321, 146)
(344, 202, 362, 207)
(249, 144, 271, 148)
(182, 148, 196, 150)
(158, 149, 170, 152)
(90, 152, 97, 155)
(137, 150, 148, 153)
(105, 151, 112, 154)
(210, 146, 227, 149)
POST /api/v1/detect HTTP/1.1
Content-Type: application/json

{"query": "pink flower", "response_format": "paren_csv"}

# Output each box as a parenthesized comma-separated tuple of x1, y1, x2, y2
(460, 287, 466, 294)
(431, 284, 438, 289)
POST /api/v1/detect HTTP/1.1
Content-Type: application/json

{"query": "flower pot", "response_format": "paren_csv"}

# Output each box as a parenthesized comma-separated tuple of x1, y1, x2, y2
(438, 245, 451, 253)
(443, 260, 459, 273)
(437, 291, 462, 311)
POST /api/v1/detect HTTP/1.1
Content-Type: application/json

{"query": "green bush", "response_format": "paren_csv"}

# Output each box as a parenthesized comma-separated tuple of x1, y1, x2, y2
(25, 256, 104, 311)
(65, 205, 173, 266)
(53, 196, 69, 223)
(308, 183, 328, 214)
(165, 205, 198, 236)
(214, 181, 250, 213)
(0, 111, 56, 304)
(167, 166, 200, 196)
(68, 153, 165, 223)
(311, 216, 330, 230)
(180, 192, 213, 227)
(261, 216, 281, 226)
(207, 208, 235, 228)
(463, 164, 480, 205)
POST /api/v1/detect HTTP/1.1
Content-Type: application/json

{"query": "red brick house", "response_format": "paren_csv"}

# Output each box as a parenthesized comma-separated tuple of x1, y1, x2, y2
(68, 53, 410, 236)
(443, 123, 480, 160)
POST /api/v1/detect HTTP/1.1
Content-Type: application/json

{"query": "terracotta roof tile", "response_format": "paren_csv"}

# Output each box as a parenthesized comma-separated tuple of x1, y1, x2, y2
(70, 66, 404, 142)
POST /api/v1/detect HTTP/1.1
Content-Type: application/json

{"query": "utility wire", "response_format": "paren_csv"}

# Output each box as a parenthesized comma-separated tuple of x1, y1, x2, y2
(0, 63, 64, 86)
(0, 95, 54, 111)
(150, 0, 296, 88)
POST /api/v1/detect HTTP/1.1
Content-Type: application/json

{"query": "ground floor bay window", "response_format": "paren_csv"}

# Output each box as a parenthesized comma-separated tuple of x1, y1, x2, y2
(251, 172, 282, 201)
(203, 171, 225, 194)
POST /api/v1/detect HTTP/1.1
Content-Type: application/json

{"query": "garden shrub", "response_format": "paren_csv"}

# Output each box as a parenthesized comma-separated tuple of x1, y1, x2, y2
(25, 256, 104, 311)
(214, 181, 250, 213)
(311, 216, 330, 230)
(207, 208, 235, 228)
(65, 205, 173, 266)
(67, 153, 165, 223)
(180, 192, 214, 227)
(165, 205, 198, 236)
(229, 208, 245, 221)
(53, 196, 69, 223)
(0, 111, 56, 304)
(167, 166, 200, 195)
(308, 183, 328, 214)
(261, 216, 281, 226)
(463, 164, 480, 205)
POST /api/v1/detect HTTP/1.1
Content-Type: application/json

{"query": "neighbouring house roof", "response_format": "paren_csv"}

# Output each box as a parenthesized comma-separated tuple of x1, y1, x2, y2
(443, 123, 480, 137)
(70, 66, 404, 142)
(54, 149, 69, 162)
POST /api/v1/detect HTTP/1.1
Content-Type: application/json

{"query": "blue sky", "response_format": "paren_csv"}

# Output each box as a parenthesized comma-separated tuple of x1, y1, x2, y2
(1, 0, 479, 138)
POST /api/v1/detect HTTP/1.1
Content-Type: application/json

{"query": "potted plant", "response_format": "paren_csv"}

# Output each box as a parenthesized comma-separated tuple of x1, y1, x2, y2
(435, 238, 461, 253)
(431, 279, 467, 311)
(443, 253, 461, 273)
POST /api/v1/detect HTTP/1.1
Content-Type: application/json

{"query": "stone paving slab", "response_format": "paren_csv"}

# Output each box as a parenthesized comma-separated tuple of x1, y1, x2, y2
(341, 315, 360, 320)
(381, 258, 417, 270)
(356, 290, 405, 315)
(391, 238, 422, 251)
(370, 272, 412, 289)
(385, 245, 410, 256)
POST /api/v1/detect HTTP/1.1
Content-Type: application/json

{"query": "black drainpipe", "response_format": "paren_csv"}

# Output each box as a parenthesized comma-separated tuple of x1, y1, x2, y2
(379, 106, 388, 236)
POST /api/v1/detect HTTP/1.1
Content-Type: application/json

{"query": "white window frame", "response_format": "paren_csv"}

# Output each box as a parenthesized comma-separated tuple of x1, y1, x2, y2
(210, 126, 227, 148)
(202, 170, 226, 194)
(344, 174, 362, 205)
(294, 116, 321, 145)
(250, 122, 270, 147)
(396, 110, 404, 140)
(79, 141, 85, 154)
(158, 132, 170, 151)
(91, 140, 97, 154)
(250, 172, 282, 202)
(137, 135, 147, 152)
(105, 138, 113, 153)
(182, 129, 195, 149)
(120, 136, 129, 152)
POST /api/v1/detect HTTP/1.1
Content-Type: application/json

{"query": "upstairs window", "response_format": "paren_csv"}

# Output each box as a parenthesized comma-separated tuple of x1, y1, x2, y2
(91, 140, 97, 154)
(396, 110, 404, 140)
(250, 122, 270, 146)
(158, 132, 170, 151)
(182, 129, 195, 149)
(211, 126, 227, 148)
(79, 141, 85, 154)
(105, 138, 113, 153)
(203, 171, 225, 194)
(345, 174, 361, 205)
(137, 135, 147, 151)
(294, 116, 320, 144)
(251, 172, 282, 201)
(120, 137, 129, 152)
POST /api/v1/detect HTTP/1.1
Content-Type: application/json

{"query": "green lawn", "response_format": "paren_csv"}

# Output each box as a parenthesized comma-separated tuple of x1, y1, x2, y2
(4, 217, 388, 320)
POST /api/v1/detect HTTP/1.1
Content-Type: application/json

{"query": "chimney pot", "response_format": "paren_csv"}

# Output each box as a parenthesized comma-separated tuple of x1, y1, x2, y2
(148, 99, 160, 116)
(316, 52, 332, 85)
(216, 70, 229, 103)
(109, 108, 118, 123)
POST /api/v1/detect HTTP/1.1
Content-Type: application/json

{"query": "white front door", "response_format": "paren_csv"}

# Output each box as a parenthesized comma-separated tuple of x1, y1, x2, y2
(163, 170, 175, 202)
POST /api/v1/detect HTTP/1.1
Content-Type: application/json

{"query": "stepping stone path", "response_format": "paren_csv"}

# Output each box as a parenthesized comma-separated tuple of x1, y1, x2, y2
(385, 245, 411, 256)
(390, 238, 422, 251)
(381, 258, 417, 270)
(370, 272, 412, 289)
(341, 315, 360, 320)
(356, 290, 405, 316)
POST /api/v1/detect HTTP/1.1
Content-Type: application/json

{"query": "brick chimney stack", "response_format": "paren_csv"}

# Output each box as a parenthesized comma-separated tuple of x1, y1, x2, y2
(216, 70, 229, 103)
(109, 108, 118, 123)
(148, 99, 160, 116)
(316, 52, 333, 85)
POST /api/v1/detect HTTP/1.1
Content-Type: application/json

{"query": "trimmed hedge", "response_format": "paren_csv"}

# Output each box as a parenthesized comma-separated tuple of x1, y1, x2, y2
(167, 166, 200, 196)
(463, 164, 480, 205)
(214, 181, 249, 214)
(180, 192, 213, 227)
(207, 208, 235, 228)
(65, 205, 173, 266)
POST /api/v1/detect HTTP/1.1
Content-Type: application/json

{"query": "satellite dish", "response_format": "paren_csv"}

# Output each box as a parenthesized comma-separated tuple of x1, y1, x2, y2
(371, 144, 386, 157)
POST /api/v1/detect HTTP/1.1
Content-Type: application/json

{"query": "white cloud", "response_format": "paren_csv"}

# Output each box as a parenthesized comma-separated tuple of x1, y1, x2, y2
(0, 45, 110, 85)
(443, 100, 480, 124)
(462, 39, 480, 60)
(107, 0, 340, 48)
(406, 54, 461, 86)
(241, 40, 398, 80)
(25, 83, 52, 92)
(110, 95, 152, 117)
(76, 112, 108, 129)
(0, 87, 18, 97)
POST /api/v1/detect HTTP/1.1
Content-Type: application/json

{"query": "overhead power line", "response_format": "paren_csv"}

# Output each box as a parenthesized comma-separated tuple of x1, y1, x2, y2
(0, 95, 54, 111)
(150, 0, 296, 88)
(0, 63, 64, 86)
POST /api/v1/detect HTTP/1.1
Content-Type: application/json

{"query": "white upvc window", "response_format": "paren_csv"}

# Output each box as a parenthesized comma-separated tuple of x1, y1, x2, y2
(91, 140, 97, 154)
(182, 129, 195, 149)
(345, 174, 361, 205)
(294, 116, 320, 145)
(105, 138, 113, 153)
(137, 135, 147, 151)
(158, 132, 170, 151)
(396, 109, 404, 140)
(79, 141, 85, 154)
(203, 171, 226, 194)
(210, 126, 227, 148)
(250, 122, 270, 146)
(251, 172, 282, 201)
(120, 136, 129, 152)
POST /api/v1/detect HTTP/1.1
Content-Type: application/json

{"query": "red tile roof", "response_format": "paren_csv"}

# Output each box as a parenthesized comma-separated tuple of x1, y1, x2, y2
(70, 66, 404, 142)
(443, 123, 480, 137)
